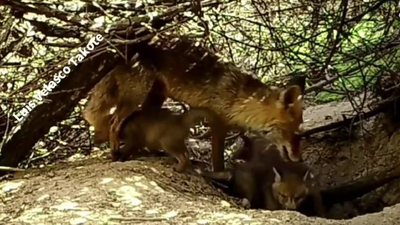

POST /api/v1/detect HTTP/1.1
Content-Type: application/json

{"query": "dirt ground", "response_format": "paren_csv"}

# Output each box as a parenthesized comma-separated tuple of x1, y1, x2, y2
(1, 100, 400, 225)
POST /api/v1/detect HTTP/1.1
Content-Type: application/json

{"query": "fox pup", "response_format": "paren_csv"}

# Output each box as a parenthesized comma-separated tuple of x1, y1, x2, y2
(268, 166, 313, 210)
(197, 139, 324, 216)
(196, 147, 314, 210)
(114, 107, 221, 172)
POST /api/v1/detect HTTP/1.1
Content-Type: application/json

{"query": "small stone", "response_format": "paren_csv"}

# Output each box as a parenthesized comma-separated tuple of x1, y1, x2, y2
(1, 181, 24, 192)
(37, 194, 49, 202)
(197, 220, 209, 224)
(69, 217, 87, 225)
(100, 178, 113, 184)
(51, 201, 79, 211)
(241, 199, 250, 208)
(111, 202, 120, 208)
(145, 209, 159, 215)
(163, 211, 178, 219)
(220, 200, 231, 207)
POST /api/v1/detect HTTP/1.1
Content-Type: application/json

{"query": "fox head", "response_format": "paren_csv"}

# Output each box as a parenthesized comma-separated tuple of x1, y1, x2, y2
(271, 166, 312, 210)
(262, 76, 306, 162)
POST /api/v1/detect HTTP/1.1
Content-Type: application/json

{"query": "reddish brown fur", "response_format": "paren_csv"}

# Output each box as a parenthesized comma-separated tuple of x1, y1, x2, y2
(196, 145, 312, 210)
(83, 35, 306, 172)
(132, 36, 306, 169)
(82, 62, 156, 145)
(233, 133, 305, 163)
(197, 136, 325, 216)
(232, 134, 272, 162)
(113, 107, 222, 172)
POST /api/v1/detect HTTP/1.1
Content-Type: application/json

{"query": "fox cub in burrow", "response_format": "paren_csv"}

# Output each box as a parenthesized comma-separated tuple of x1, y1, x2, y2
(196, 135, 325, 216)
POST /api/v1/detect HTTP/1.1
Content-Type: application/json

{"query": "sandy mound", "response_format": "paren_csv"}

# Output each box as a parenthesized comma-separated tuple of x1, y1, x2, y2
(1, 101, 400, 225)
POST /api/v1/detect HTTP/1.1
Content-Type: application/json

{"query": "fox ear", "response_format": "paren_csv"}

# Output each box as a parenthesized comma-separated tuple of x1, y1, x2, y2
(240, 134, 251, 148)
(272, 167, 281, 183)
(280, 75, 306, 112)
(279, 85, 303, 111)
(303, 169, 317, 187)
(286, 75, 306, 94)
(303, 170, 314, 181)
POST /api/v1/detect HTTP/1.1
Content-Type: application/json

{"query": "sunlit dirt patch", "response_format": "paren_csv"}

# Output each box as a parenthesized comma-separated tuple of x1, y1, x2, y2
(1, 157, 400, 225)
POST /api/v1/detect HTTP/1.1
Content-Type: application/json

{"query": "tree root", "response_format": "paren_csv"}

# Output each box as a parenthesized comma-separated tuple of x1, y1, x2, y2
(320, 165, 400, 207)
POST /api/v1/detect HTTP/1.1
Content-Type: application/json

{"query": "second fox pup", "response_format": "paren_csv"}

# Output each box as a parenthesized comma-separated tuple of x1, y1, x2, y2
(197, 148, 314, 210)
(197, 139, 324, 215)
(114, 107, 221, 172)
(268, 166, 313, 210)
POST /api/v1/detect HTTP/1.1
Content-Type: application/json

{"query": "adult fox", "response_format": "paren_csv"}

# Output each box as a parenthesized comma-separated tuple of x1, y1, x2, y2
(82, 35, 306, 172)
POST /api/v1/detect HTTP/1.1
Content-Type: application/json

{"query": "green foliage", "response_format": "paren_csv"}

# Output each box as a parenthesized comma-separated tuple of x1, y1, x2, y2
(177, 1, 398, 105)
(316, 92, 345, 103)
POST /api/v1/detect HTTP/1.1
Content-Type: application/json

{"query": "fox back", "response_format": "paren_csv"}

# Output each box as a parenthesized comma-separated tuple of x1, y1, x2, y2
(136, 36, 306, 162)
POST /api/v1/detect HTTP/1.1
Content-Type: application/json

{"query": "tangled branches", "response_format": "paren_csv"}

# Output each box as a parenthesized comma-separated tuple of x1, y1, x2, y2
(0, 0, 399, 168)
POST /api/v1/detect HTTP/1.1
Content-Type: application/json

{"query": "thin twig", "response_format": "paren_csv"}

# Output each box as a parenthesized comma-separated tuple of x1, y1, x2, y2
(0, 166, 25, 172)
